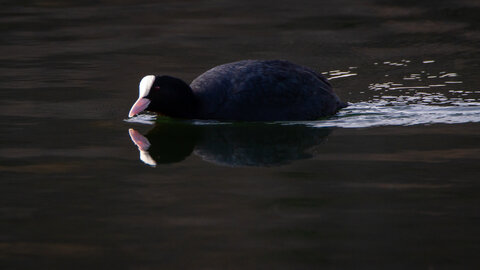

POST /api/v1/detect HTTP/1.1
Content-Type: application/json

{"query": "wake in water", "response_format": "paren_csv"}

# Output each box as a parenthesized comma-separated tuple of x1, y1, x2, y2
(126, 59, 480, 128)
(316, 59, 480, 128)
(310, 101, 480, 128)
(125, 101, 480, 128)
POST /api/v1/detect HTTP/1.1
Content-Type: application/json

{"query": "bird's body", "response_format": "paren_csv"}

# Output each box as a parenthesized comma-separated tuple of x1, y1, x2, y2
(129, 60, 347, 121)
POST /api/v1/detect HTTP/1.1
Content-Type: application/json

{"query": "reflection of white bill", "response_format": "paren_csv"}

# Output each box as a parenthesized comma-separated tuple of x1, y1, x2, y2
(128, 129, 156, 167)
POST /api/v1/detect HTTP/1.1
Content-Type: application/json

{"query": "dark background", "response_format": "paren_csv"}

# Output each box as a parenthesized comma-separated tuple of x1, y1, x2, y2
(1, 0, 480, 269)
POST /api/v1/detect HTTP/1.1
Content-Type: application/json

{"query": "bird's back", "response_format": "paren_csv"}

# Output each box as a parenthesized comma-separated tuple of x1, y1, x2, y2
(190, 60, 345, 121)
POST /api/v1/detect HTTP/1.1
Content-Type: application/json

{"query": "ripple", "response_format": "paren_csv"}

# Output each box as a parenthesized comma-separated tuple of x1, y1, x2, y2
(308, 101, 480, 128)
(125, 101, 480, 129)
(324, 68, 358, 80)
(124, 114, 157, 125)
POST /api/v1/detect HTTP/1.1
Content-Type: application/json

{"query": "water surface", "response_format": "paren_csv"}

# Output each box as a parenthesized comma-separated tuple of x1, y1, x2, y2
(1, 0, 480, 269)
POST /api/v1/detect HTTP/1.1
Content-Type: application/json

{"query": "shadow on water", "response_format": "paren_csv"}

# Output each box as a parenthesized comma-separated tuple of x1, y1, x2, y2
(128, 119, 331, 167)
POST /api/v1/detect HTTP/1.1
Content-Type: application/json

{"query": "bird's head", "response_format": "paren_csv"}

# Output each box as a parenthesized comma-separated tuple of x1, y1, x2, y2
(128, 75, 195, 118)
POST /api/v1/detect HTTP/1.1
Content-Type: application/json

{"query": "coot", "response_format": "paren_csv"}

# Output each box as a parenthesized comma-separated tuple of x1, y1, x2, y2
(128, 60, 347, 121)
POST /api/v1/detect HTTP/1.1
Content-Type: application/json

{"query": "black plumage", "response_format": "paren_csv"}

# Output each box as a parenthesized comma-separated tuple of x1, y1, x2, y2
(132, 60, 347, 121)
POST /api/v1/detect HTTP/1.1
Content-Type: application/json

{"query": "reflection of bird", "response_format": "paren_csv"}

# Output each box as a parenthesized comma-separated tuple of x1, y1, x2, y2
(128, 122, 331, 167)
(129, 60, 347, 121)
(129, 123, 198, 166)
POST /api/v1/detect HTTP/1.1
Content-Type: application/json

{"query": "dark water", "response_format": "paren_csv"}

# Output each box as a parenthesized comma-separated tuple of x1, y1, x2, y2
(1, 0, 480, 269)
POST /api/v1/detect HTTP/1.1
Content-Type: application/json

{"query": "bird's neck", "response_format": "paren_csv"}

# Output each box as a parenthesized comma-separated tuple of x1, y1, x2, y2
(162, 86, 199, 119)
